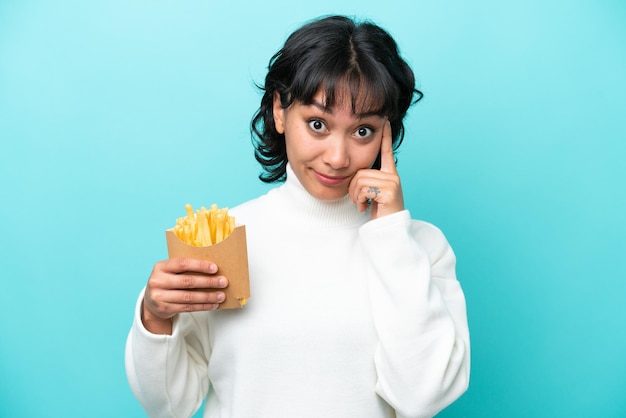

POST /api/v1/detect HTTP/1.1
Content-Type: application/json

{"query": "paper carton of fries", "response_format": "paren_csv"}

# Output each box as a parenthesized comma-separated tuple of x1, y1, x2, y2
(165, 204, 250, 309)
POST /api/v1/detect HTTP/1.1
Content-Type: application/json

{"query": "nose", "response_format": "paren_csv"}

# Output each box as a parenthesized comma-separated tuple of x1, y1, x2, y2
(322, 135, 349, 169)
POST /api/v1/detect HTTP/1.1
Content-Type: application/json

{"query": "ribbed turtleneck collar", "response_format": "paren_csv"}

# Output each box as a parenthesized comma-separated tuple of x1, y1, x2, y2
(270, 164, 370, 229)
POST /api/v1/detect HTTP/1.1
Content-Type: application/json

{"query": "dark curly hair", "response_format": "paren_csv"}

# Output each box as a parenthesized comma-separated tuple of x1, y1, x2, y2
(251, 15, 423, 183)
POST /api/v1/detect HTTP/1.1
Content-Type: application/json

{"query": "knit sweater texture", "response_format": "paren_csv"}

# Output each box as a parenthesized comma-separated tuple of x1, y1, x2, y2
(125, 165, 470, 418)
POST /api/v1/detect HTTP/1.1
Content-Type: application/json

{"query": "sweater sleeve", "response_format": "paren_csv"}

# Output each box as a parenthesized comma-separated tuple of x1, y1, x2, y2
(359, 210, 470, 418)
(125, 288, 211, 418)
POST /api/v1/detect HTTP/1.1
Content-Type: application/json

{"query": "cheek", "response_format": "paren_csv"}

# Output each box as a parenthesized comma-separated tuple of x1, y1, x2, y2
(284, 126, 315, 161)
(353, 141, 382, 168)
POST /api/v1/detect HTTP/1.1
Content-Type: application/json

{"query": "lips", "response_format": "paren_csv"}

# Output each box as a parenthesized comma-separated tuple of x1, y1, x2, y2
(313, 170, 350, 186)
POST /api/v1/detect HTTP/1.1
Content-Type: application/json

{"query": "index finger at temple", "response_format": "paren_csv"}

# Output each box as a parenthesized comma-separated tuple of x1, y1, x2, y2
(379, 121, 396, 174)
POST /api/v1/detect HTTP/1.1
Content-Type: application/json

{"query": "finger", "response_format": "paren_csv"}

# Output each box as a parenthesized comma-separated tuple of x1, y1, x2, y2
(379, 121, 396, 174)
(353, 181, 383, 213)
(145, 287, 226, 318)
(360, 184, 384, 206)
(174, 273, 229, 290)
(356, 195, 369, 213)
(349, 170, 370, 209)
(349, 169, 389, 202)
(146, 298, 222, 318)
(161, 257, 219, 275)
(161, 289, 227, 305)
(149, 265, 228, 293)
(351, 174, 404, 219)
(349, 169, 383, 204)
(170, 302, 222, 313)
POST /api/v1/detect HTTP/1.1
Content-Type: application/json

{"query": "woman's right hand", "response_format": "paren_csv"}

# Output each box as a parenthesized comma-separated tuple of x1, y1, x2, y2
(141, 258, 229, 335)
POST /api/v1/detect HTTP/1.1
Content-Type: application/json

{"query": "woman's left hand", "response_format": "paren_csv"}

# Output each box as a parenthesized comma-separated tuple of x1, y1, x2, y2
(349, 121, 404, 220)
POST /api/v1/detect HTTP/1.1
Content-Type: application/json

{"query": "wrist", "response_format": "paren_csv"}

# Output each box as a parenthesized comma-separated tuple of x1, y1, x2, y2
(140, 302, 173, 335)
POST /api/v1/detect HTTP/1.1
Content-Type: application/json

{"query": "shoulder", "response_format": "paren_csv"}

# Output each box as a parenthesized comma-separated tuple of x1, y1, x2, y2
(229, 187, 277, 224)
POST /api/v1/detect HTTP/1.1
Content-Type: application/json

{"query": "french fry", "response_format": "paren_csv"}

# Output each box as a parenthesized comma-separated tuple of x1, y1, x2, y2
(172, 203, 236, 247)
(228, 216, 235, 237)
(215, 211, 224, 244)
(209, 204, 218, 244)
(196, 208, 212, 246)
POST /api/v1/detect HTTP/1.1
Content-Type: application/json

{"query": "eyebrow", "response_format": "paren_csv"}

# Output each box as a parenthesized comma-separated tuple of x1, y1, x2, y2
(310, 100, 384, 119)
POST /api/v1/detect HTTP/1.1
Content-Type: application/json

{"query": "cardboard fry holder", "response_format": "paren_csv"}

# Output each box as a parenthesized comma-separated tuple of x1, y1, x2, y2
(165, 226, 250, 309)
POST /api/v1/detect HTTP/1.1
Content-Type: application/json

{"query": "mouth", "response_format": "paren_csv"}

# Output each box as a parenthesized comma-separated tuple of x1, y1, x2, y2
(312, 170, 351, 186)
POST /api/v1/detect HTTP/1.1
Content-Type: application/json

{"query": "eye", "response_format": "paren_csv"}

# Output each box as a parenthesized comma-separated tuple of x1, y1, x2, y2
(308, 119, 326, 133)
(354, 126, 374, 139)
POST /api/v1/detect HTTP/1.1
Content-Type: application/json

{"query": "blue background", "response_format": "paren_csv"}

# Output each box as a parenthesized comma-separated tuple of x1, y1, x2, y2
(1, 1, 625, 417)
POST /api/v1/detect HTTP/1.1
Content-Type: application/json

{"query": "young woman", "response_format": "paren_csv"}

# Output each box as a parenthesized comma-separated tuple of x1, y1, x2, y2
(126, 15, 470, 418)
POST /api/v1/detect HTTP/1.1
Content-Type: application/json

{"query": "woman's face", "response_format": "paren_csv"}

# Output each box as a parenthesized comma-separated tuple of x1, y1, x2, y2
(273, 89, 386, 201)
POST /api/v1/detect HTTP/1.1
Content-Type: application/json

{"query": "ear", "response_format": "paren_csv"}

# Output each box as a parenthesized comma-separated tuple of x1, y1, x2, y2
(273, 91, 285, 134)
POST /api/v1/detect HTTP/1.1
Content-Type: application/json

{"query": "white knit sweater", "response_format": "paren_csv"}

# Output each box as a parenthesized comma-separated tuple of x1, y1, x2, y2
(125, 165, 470, 418)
